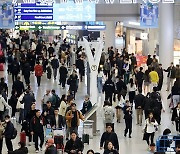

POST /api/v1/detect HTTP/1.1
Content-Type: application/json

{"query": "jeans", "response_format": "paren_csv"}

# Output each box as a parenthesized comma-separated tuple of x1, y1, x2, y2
(97, 77, 103, 93)
(34, 132, 44, 150)
(5, 138, 13, 152)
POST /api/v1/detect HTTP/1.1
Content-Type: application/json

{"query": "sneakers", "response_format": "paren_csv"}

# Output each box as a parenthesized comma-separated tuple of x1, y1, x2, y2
(35, 150, 39, 153)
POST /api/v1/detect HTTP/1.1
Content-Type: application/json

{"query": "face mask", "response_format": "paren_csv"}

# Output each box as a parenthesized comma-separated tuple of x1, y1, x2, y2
(5, 120, 9, 122)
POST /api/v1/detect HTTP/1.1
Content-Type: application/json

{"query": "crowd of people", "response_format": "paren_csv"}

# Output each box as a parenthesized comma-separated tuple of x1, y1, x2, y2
(0, 30, 179, 154)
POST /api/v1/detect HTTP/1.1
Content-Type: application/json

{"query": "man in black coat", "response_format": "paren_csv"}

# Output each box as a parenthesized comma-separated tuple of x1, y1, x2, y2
(51, 109, 64, 129)
(65, 132, 84, 154)
(4, 115, 14, 152)
(42, 101, 54, 125)
(22, 60, 31, 85)
(11, 58, 20, 82)
(30, 110, 46, 152)
(134, 89, 145, 126)
(156, 64, 164, 91)
(136, 67, 144, 92)
(103, 76, 115, 105)
(100, 124, 119, 151)
(76, 56, 85, 82)
(51, 55, 59, 80)
(59, 63, 68, 88)
(12, 76, 25, 97)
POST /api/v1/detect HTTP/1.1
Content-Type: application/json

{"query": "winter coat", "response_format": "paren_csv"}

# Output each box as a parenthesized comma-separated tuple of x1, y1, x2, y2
(45, 145, 57, 154)
(134, 94, 145, 109)
(34, 64, 43, 77)
(4, 121, 14, 139)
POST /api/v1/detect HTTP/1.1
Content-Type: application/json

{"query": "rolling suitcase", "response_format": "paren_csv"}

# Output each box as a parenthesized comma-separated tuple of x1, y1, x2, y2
(82, 122, 89, 144)
(54, 135, 64, 150)
(20, 132, 26, 145)
(0, 63, 4, 71)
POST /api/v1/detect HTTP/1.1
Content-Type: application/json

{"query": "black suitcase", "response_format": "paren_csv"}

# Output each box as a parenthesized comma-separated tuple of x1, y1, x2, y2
(82, 134, 89, 145)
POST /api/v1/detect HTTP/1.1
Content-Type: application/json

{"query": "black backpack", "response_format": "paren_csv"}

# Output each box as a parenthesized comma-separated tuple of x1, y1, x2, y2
(11, 127, 17, 139)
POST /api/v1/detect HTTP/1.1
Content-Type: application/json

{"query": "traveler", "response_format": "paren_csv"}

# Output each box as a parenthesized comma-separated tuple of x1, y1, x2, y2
(156, 64, 164, 91)
(143, 112, 158, 146)
(171, 102, 180, 133)
(143, 70, 150, 94)
(149, 67, 159, 90)
(59, 63, 68, 88)
(127, 78, 137, 104)
(97, 68, 104, 93)
(136, 67, 144, 92)
(122, 100, 133, 138)
(8, 90, 18, 118)
(81, 95, 92, 115)
(103, 100, 115, 131)
(50, 89, 60, 108)
(11, 58, 20, 82)
(42, 101, 54, 125)
(164, 62, 176, 91)
(4, 115, 15, 152)
(59, 94, 67, 120)
(67, 71, 78, 99)
(66, 103, 84, 135)
(103, 141, 119, 154)
(116, 76, 127, 100)
(34, 61, 43, 87)
(146, 55, 153, 66)
(51, 55, 59, 80)
(100, 124, 119, 151)
(115, 95, 125, 123)
(8, 142, 28, 154)
(45, 138, 57, 154)
(103, 59, 111, 78)
(65, 131, 84, 154)
(103, 76, 115, 105)
(22, 60, 31, 85)
(76, 56, 85, 82)
(175, 64, 180, 82)
(134, 89, 145, 126)
(123, 58, 130, 85)
(41, 90, 52, 110)
(171, 81, 180, 108)
(30, 110, 46, 153)
(12, 76, 25, 97)
(51, 108, 64, 129)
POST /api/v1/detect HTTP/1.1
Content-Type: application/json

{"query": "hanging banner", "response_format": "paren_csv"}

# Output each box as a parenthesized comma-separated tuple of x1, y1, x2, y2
(140, 3, 158, 28)
(0, 2, 15, 29)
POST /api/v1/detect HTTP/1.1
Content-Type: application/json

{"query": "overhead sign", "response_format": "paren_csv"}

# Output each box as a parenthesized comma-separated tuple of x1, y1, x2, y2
(140, 3, 158, 28)
(0, 2, 15, 29)
(15, 25, 106, 30)
(14, 1, 95, 21)
(53, 1, 95, 21)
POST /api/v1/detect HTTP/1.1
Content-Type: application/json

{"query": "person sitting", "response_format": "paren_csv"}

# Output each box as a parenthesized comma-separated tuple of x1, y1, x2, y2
(103, 141, 119, 154)
(64, 131, 84, 154)
(45, 138, 57, 154)
(160, 129, 172, 152)
(8, 142, 28, 154)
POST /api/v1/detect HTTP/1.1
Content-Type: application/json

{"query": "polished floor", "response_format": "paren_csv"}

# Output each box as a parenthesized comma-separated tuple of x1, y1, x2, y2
(0, 65, 177, 154)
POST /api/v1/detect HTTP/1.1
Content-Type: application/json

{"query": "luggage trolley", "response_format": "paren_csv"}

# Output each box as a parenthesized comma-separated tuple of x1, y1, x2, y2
(156, 135, 180, 153)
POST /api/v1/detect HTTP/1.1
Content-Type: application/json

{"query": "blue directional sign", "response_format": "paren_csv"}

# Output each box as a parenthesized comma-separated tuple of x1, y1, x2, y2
(53, 1, 95, 21)
(0, 2, 15, 29)
(140, 3, 158, 28)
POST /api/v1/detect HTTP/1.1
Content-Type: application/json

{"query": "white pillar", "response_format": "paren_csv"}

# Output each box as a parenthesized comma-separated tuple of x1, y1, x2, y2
(104, 21, 115, 52)
(159, 3, 174, 69)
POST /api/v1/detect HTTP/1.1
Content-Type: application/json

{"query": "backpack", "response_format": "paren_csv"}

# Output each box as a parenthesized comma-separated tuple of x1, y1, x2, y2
(11, 127, 17, 139)
(104, 107, 113, 123)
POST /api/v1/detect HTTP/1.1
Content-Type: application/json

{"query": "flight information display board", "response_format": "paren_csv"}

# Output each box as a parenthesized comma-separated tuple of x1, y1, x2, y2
(14, 1, 95, 21)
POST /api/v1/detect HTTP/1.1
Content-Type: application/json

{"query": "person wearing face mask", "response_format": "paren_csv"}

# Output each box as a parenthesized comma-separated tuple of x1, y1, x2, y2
(171, 102, 180, 134)
(8, 142, 28, 154)
(81, 95, 92, 115)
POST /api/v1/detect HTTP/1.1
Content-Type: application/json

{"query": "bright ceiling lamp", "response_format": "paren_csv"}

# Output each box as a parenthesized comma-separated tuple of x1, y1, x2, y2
(128, 21, 140, 26)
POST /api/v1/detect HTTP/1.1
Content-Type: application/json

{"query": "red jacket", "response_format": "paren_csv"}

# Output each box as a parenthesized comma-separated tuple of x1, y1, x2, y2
(34, 64, 43, 77)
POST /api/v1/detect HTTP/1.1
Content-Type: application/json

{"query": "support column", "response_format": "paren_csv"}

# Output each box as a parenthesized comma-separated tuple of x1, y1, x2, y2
(159, 3, 174, 69)
(104, 21, 115, 52)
